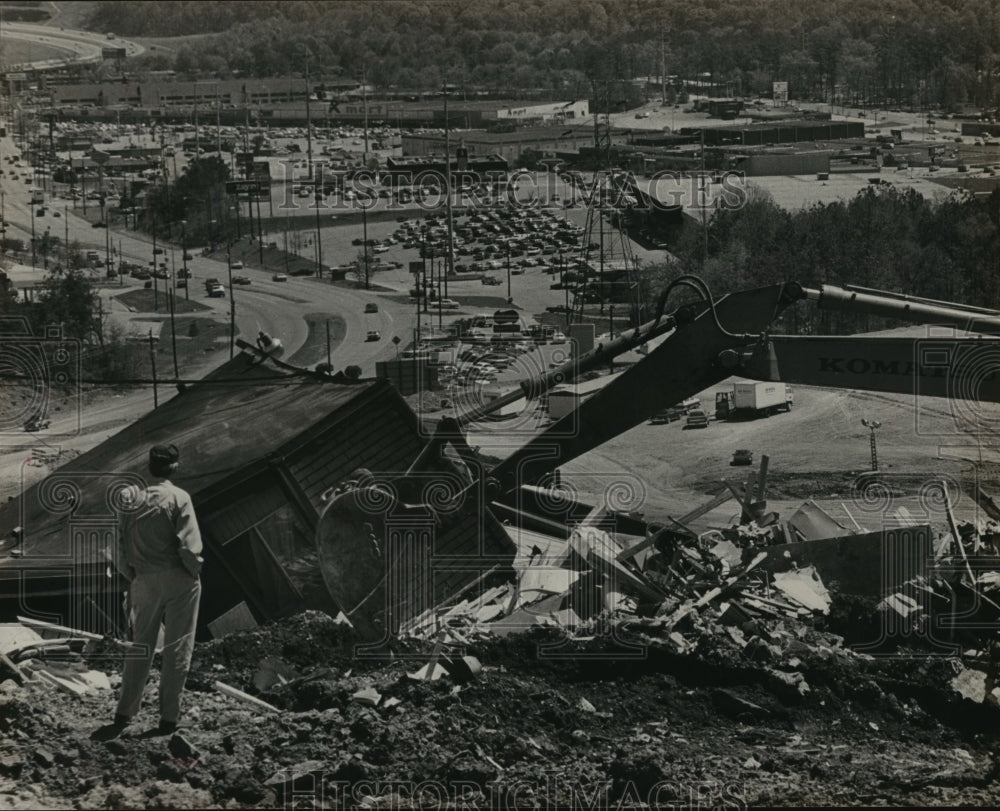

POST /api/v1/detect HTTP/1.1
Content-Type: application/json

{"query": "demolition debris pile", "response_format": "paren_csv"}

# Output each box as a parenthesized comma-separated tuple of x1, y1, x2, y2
(6, 464, 1000, 809)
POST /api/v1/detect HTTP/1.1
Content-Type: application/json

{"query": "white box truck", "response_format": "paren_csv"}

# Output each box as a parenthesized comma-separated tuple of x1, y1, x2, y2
(715, 382, 793, 419)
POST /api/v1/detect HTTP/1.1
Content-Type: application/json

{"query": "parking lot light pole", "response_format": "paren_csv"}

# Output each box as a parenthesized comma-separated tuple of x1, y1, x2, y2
(29, 201, 36, 268)
(169, 247, 179, 379)
(362, 200, 370, 289)
(227, 241, 235, 359)
(861, 418, 882, 471)
(152, 210, 159, 311)
(181, 218, 188, 276)
(506, 242, 512, 303)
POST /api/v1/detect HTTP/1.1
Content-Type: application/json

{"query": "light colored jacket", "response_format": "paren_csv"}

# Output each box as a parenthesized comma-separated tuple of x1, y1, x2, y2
(117, 479, 203, 579)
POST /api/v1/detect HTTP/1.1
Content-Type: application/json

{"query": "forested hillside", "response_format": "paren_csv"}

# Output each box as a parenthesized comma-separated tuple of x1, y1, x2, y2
(86, 0, 1000, 110)
(656, 185, 1000, 333)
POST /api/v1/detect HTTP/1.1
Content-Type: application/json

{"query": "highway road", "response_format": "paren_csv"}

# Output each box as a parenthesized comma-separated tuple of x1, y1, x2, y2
(0, 126, 417, 495)
(0, 22, 143, 71)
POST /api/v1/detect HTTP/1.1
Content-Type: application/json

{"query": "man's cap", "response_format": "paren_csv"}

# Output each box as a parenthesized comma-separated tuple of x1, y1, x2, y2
(150, 444, 180, 465)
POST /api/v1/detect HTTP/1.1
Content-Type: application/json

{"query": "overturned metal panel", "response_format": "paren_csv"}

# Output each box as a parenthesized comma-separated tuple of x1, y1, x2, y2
(756, 526, 934, 596)
(788, 499, 850, 542)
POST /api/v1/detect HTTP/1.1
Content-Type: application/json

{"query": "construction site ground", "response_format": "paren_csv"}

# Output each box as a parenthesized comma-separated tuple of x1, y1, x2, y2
(3, 611, 1000, 809)
(4, 318, 1000, 807)
(4, 376, 1000, 807)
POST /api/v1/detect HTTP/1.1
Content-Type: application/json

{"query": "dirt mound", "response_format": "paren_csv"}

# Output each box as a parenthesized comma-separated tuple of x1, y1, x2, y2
(4, 610, 1000, 809)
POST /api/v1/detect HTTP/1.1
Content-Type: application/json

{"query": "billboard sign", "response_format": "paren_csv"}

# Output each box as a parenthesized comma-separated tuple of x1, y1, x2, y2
(773, 81, 789, 104)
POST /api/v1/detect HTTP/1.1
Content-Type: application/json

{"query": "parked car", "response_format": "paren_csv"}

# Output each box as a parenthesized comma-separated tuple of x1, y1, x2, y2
(685, 409, 710, 428)
(366, 330, 381, 342)
(233, 275, 251, 285)
(231, 260, 244, 270)
(364, 302, 379, 313)
(208, 284, 226, 298)
(731, 449, 754, 466)
(272, 272, 288, 282)
(438, 298, 460, 309)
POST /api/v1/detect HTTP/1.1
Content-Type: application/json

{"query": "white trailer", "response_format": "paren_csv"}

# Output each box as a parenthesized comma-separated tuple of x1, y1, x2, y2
(716, 382, 793, 419)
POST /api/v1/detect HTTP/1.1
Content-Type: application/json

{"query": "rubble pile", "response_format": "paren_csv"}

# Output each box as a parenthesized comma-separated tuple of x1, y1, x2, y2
(7, 465, 1000, 808)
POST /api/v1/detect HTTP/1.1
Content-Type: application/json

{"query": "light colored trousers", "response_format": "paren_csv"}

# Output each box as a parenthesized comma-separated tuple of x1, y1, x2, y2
(117, 568, 201, 724)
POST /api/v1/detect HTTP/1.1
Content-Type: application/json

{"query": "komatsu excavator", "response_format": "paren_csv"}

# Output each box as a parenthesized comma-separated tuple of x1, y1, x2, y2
(317, 277, 1000, 640)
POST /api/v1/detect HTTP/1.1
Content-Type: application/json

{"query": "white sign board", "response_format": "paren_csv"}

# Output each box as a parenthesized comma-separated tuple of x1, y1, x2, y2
(773, 81, 789, 103)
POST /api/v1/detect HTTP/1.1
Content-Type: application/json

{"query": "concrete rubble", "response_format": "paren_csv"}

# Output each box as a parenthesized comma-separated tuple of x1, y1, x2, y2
(6, 461, 1000, 808)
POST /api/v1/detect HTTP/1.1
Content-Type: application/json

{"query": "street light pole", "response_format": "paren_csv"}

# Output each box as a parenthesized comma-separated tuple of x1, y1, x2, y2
(169, 247, 179, 378)
(506, 242, 512, 304)
(443, 82, 453, 299)
(29, 202, 36, 268)
(861, 418, 882, 472)
(180, 220, 189, 300)
(304, 50, 313, 180)
(314, 165, 323, 278)
(151, 210, 159, 311)
(227, 241, 235, 359)
(361, 199, 370, 289)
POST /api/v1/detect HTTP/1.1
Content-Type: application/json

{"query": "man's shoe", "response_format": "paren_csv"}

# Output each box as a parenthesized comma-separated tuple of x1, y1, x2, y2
(137, 719, 177, 739)
(90, 715, 129, 742)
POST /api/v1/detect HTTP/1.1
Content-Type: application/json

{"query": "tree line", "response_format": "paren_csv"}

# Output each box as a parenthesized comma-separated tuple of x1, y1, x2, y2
(648, 184, 1000, 336)
(89, 0, 1000, 113)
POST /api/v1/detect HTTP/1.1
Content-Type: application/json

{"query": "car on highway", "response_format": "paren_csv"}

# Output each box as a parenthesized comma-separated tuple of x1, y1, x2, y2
(438, 298, 460, 309)
(366, 330, 381, 342)
(176, 278, 187, 289)
(731, 449, 754, 466)
(272, 272, 288, 282)
(364, 303, 379, 313)
(233, 275, 251, 285)
(231, 260, 244, 270)
(207, 283, 226, 298)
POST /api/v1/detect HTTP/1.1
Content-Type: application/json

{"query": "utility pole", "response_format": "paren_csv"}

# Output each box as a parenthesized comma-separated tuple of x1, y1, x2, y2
(169, 248, 178, 379)
(227, 241, 235, 359)
(362, 66, 370, 162)
(362, 200, 370, 289)
(443, 82, 454, 299)
(314, 165, 323, 277)
(149, 331, 158, 408)
(304, 51, 313, 180)
(599, 207, 605, 314)
(29, 202, 35, 268)
(700, 129, 708, 266)
(660, 26, 667, 104)
(506, 242, 512, 303)
(152, 210, 159, 311)
(255, 186, 264, 264)
(181, 220, 189, 300)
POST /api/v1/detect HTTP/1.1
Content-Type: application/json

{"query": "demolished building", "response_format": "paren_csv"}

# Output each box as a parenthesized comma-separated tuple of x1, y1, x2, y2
(0, 349, 516, 640)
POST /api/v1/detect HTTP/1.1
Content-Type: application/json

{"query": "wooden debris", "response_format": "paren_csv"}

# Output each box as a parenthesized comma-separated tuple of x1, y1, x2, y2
(214, 680, 280, 714)
(772, 566, 831, 614)
(0, 652, 25, 685)
(16, 616, 102, 642)
(351, 687, 382, 707)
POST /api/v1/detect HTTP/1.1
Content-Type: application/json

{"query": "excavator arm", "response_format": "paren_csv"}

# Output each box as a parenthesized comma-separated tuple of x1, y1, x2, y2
(489, 282, 1000, 493)
(316, 278, 1000, 637)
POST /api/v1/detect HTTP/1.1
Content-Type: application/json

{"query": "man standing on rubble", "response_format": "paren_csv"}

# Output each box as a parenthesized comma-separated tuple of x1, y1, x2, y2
(93, 444, 203, 741)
